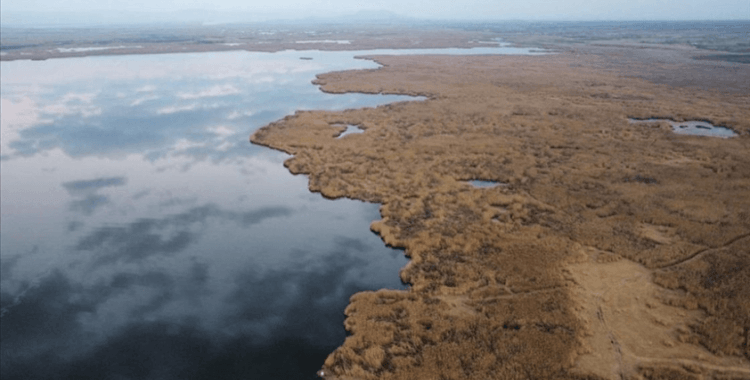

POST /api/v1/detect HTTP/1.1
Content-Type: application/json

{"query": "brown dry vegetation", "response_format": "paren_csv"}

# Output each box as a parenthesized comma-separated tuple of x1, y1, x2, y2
(251, 51, 750, 379)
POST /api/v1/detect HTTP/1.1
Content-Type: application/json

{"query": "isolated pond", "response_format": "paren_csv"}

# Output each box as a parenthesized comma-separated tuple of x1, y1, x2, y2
(629, 118, 737, 137)
(1, 46, 540, 380)
(335, 124, 365, 138)
(468, 180, 505, 188)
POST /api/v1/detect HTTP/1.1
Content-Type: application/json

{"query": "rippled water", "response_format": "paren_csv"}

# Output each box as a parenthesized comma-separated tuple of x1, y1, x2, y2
(1, 46, 541, 380)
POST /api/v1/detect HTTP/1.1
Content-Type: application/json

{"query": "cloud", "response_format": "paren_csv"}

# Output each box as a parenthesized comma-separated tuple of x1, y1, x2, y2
(173, 138, 206, 151)
(333, 235, 370, 253)
(37, 92, 101, 118)
(225, 246, 369, 344)
(0, 222, 403, 380)
(4, 321, 336, 380)
(7, 103, 229, 158)
(62, 177, 127, 195)
(0, 269, 193, 380)
(76, 218, 197, 264)
(67, 221, 84, 232)
(0, 96, 51, 157)
(177, 84, 240, 100)
(136, 85, 157, 92)
(75, 204, 293, 265)
(216, 141, 234, 151)
(207, 125, 236, 137)
(109, 271, 177, 319)
(130, 95, 160, 106)
(69, 194, 111, 215)
(0, 254, 24, 284)
(61, 177, 127, 215)
(156, 103, 199, 115)
(226, 110, 254, 120)
(0, 270, 95, 352)
(60, 92, 97, 103)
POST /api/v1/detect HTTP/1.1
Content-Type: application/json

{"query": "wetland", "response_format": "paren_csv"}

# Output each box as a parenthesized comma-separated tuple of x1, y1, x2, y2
(0, 45, 541, 379)
(251, 23, 750, 380)
(2, 21, 749, 380)
(0, 49, 423, 380)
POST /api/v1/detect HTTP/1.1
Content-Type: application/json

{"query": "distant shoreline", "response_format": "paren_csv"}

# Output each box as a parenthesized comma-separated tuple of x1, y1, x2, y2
(0, 26, 494, 62)
(3, 20, 748, 63)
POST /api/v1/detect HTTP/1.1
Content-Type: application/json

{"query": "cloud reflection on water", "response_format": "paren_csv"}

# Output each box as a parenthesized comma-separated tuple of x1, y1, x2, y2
(75, 204, 294, 265)
(69, 194, 111, 215)
(3, 69, 409, 162)
(61, 177, 128, 215)
(1, 48, 507, 379)
(1, 245, 381, 380)
(62, 177, 128, 194)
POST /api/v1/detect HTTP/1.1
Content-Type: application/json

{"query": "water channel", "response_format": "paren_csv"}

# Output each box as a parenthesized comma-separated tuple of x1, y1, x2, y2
(1, 46, 541, 379)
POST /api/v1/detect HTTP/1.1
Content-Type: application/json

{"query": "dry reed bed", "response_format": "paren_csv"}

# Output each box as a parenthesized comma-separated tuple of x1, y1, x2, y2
(252, 52, 750, 379)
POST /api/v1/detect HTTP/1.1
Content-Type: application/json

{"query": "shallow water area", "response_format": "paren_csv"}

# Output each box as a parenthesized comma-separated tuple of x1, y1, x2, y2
(56, 46, 143, 53)
(468, 180, 505, 188)
(335, 124, 365, 138)
(1, 45, 542, 380)
(296, 40, 351, 44)
(629, 118, 737, 137)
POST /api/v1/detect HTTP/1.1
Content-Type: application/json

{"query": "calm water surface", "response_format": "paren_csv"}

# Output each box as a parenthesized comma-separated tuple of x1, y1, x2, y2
(1, 47, 539, 379)
(628, 118, 737, 137)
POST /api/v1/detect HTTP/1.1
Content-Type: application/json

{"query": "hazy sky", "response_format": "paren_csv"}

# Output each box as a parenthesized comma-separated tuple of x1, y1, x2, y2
(2, 0, 749, 20)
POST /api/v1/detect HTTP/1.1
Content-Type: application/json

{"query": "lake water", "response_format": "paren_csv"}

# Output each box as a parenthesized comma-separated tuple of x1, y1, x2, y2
(628, 118, 738, 137)
(334, 124, 365, 138)
(1, 46, 541, 380)
(468, 180, 505, 188)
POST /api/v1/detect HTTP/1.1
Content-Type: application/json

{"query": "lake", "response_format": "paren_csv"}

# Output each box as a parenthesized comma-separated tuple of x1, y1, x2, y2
(0, 46, 540, 380)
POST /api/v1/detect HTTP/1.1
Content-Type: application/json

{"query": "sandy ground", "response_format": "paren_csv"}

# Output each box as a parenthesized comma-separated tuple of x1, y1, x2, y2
(251, 45, 750, 379)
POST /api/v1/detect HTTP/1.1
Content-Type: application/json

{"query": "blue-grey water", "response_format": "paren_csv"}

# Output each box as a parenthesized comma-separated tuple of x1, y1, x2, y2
(468, 180, 504, 188)
(628, 118, 737, 137)
(335, 125, 364, 138)
(1, 47, 540, 380)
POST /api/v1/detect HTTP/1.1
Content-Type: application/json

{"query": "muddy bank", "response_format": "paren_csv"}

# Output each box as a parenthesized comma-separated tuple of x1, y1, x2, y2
(252, 51, 750, 379)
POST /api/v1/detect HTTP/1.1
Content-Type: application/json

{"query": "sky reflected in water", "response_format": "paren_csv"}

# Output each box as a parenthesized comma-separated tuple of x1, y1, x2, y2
(1, 46, 539, 379)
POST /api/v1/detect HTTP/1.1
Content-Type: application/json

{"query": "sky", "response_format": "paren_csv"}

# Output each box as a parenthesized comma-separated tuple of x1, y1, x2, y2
(2, 0, 749, 22)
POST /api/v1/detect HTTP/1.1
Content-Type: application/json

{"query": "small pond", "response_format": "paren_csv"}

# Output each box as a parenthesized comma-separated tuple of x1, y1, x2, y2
(468, 180, 506, 188)
(335, 125, 365, 138)
(629, 118, 737, 138)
